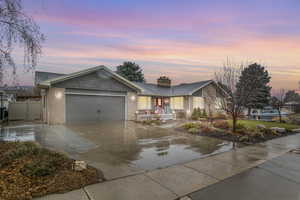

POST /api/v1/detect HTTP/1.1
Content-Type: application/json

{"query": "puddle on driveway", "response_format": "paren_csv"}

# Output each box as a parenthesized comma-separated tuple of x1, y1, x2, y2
(0, 122, 233, 171)
(0, 125, 38, 142)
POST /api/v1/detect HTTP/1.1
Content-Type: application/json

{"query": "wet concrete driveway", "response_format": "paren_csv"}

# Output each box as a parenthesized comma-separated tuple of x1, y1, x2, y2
(0, 122, 233, 180)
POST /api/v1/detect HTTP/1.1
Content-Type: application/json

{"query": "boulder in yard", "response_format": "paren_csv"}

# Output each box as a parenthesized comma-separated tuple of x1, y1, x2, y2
(256, 124, 266, 130)
(291, 128, 300, 133)
(270, 127, 286, 133)
(73, 160, 87, 171)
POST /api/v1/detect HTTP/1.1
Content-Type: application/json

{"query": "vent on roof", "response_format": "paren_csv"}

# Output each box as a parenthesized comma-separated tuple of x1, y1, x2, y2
(157, 76, 171, 87)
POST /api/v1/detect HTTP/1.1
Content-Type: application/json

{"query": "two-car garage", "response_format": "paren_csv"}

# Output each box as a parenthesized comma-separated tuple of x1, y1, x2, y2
(39, 66, 141, 124)
(65, 93, 126, 123)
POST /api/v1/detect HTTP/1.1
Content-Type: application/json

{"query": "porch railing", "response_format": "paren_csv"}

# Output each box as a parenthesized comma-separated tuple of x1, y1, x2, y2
(136, 113, 176, 121)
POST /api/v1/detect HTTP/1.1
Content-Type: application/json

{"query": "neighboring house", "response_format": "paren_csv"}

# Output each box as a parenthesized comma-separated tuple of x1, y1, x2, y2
(249, 106, 289, 121)
(36, 65, 224, 124)
(284, 101, 300, 113)
(0, 86, 41, 102)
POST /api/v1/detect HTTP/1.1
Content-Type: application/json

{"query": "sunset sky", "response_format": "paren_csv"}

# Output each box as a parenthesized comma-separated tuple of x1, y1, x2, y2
(19, 0, 300, 90)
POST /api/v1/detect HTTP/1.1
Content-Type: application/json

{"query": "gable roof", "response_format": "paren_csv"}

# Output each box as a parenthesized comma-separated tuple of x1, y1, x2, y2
(35, 71, 66, 85)
(133, 80, 214, 96)
(37, 65, 217, 96)
(37, 66, 143, 92)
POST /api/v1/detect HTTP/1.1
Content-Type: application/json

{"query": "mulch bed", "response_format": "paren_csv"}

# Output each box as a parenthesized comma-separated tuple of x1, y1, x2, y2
(177, 127, 298, 145)
(0, 142, 104, 200)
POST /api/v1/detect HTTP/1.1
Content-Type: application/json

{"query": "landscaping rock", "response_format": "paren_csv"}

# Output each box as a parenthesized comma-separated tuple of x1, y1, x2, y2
(291, 128, 300, 133)
(239, 135, 250, 143)
(73, 161, 87, 171)
(270, 127, 286, 134)
(256, 124, 266, 129)
(290, 148, 300, 154)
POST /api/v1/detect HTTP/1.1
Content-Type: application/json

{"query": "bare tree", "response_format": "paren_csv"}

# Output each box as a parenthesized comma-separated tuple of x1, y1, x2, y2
(0, 0, 44, 86)
(203, 83, 217, 123)
(270, 89, 286, 123)
(214, 60, 244, 133)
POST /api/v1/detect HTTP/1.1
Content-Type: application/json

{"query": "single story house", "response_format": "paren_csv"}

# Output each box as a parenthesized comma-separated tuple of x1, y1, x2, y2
(36, 65, 224, 124)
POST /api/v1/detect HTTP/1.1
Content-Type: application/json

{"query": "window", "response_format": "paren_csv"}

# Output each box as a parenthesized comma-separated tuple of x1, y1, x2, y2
(193, 97, 204, 109)
(215, 97, 222, 109)
(170, 97, 184, 110)
(137, 96, 151, 110)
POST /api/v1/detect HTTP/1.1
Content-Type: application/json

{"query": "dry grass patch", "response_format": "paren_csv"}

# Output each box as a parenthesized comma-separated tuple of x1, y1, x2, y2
(0, 141, 103, 200)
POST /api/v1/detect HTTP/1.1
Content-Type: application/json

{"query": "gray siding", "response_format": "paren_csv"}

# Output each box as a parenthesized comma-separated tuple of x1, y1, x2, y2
(35, 71, 66, 85)
(53, 70, 135, 92)
(192, 88, 203, 97)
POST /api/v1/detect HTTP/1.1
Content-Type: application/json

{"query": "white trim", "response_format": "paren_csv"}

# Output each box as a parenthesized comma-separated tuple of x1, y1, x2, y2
(64, 91, 66, 123)
(39, 66, 143, 92)
(125, 94, 128, 120)
(189, 80, 214, 95)
(64, 92, 126, 97)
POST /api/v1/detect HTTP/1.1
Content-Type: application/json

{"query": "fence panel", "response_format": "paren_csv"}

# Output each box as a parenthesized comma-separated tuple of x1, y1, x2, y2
(8, 101, 41, 121)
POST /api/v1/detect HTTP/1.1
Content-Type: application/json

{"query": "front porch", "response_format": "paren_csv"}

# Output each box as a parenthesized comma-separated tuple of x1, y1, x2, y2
(135, 96, 184, 121)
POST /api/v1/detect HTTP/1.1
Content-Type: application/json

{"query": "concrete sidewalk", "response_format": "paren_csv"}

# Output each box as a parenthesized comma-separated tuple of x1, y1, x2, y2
(36, 133, 300, 200)
(189, 152, 300, 200)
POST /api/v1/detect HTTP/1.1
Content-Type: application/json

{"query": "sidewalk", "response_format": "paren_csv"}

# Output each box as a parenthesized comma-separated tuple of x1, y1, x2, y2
(189, 151, 300, 200)
(35, 133, 300, 200)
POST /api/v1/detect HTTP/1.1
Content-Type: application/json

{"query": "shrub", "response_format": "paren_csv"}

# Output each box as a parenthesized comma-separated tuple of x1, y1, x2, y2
(200, 126, 213, 134)
(213, 120, 229, 129)
(182, 122, 201, 130)
(191, 109, 199, 120)
(202, 110, 208, 118)
(142, 120, 162, 126)
(213, 112, 227, 120)
(21, 160, 56, 177)
(188, 128, 199, 134)
(250, 130, 265, 139)
(262, 128, 280, 136)
(142, 120, 153, 125)
(191, 108, 203, 120)
(21, 149, 69, 177)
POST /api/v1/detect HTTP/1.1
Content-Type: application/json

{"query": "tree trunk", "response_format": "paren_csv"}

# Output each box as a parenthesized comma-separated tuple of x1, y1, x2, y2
(278, 109, 282, 123)
(232, 116, 237, 133)
(247, 107, 251, 119)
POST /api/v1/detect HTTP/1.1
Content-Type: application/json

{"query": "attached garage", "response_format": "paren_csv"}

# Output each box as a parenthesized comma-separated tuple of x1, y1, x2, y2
(38, 66, 142, 124)
(65, 94, 126, 123)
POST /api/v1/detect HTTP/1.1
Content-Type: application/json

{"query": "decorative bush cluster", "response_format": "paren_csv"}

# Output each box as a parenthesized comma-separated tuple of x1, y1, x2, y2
(191, 108, 207, 120)
(212, 120, 229, 129)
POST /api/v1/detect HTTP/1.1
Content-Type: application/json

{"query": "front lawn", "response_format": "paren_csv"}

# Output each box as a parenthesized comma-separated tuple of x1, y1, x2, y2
(0, 142, 104, 200)
(180, 119, 300, 145)
(294, 113, 300, 119)
(230, 120, 300, 130)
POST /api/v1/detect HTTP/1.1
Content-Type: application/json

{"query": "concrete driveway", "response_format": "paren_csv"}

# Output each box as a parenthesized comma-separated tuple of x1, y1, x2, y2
(0, 121, 233, 180)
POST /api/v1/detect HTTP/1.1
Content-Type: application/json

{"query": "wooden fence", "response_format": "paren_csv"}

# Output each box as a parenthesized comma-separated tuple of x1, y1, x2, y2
(8, 101, 42, 121)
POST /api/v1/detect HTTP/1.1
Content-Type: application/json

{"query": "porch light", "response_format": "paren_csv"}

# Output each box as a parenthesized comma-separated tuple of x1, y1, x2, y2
(186, 109, 191, 114)
(55, 91, 62, 99)
(131, 95, 136, 101)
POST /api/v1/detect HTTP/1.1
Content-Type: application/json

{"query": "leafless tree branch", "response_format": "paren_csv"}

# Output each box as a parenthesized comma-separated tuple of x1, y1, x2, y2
(0, 0, 44, 86)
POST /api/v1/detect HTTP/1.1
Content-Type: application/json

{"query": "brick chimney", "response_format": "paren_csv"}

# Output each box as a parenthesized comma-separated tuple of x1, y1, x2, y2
(157, 76, 171, 87)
